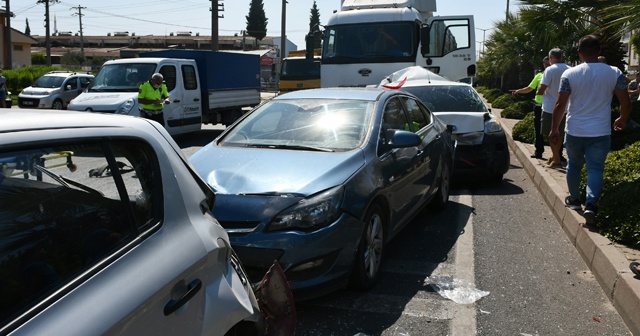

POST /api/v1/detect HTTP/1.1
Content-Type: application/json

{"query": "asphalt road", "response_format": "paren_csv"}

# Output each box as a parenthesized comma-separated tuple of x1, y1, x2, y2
(175, 126, 632, 335)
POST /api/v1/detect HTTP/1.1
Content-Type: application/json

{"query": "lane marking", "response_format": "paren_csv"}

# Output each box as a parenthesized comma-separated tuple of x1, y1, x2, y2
(451, 193, 477, 335)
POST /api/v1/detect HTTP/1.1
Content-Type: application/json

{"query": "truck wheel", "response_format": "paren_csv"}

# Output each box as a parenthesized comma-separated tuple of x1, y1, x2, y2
(52, 100, 64, 110)
(349, 204, 385, 290)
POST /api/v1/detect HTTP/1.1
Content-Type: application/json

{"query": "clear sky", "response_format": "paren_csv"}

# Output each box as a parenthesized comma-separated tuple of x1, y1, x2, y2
(13, 0, 512, 50)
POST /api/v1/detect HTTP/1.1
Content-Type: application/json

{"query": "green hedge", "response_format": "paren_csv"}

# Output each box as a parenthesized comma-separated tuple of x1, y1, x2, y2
(484, 89, 503, 103)
(491, 94, 519, 109)
(595, 142, 640, 248)
(511, 112, 537, 144)
(501, 101, 533, 120)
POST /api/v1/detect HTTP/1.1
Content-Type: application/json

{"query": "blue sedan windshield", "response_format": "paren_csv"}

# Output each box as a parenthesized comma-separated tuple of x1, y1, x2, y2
(220, 99, 375, 151)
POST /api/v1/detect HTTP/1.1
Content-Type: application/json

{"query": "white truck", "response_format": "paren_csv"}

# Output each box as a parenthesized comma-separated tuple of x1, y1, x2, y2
(68, 50, 261, 135)
(321, 0, 475, 87)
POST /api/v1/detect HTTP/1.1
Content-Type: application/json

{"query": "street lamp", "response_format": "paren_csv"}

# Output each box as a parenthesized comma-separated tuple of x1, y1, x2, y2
(476, 27, 493, 56)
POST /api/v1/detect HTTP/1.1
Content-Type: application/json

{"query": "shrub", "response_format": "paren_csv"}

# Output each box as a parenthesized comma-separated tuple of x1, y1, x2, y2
(475, 86, 488, 94)
(501, 101, 533, 120)
(511, 112, 537, 144)
(484, 89, 503, 103)
(595, 142, 640, 248)
(491, 94, 519, 109)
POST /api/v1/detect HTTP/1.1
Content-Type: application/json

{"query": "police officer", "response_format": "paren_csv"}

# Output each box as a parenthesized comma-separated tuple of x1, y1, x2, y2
(138, 73, 170, 126)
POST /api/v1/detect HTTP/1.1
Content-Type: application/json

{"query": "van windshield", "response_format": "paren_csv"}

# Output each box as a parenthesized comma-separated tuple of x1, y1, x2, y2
(88, 63, 157, 92)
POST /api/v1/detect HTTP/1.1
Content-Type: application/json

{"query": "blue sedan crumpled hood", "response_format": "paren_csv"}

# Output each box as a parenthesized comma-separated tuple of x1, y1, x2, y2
(190, 144, 365, 196)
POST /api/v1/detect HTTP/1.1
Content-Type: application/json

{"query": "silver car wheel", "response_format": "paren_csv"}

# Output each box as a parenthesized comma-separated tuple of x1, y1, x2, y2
(52, 100, 64, 110)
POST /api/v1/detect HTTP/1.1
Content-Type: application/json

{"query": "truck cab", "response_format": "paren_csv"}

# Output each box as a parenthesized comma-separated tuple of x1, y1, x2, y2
(320, 0, 475, 87)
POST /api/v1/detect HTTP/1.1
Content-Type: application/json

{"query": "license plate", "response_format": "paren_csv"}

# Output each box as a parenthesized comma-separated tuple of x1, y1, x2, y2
(22, 101, 33, 106)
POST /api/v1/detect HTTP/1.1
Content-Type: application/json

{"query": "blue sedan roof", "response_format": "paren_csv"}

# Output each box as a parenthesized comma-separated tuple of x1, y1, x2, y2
(273, 87, 388, 101)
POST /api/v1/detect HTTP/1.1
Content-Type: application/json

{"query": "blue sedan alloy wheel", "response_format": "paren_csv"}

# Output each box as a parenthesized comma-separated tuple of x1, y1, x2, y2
(350, 204, 385, 289)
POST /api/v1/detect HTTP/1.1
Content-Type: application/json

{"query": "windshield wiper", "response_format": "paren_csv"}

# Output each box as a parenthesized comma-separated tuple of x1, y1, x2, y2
(35, 165, 104, 196)
(247, 144, 334, 152)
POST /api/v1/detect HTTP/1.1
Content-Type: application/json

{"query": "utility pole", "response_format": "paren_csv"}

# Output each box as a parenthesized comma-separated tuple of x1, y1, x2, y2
(280, 0, 287, 64)
(4, 0, 12, 69)
(506, 0, 509, 21)
(37, 0, 56, 66)
(71, 5, 85, 57)
(210, 0, 224, 51)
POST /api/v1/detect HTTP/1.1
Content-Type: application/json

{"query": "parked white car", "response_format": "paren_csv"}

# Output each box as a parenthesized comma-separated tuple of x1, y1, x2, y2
(0, 110, 295, 335)
(18, 71, 94, 109)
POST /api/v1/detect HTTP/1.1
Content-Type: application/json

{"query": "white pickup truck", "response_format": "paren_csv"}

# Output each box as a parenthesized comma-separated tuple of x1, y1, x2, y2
(68, 50, 261, 135)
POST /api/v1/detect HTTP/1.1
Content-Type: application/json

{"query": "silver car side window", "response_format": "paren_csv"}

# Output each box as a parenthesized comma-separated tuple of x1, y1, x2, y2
(0, 140, 159, 325)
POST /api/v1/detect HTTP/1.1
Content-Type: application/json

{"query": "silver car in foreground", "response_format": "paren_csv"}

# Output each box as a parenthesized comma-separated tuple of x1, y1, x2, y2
(0, 110, 294, 335)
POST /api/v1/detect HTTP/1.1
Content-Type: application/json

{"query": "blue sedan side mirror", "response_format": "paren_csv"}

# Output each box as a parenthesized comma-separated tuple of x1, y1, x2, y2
(390, 130, 422, 148)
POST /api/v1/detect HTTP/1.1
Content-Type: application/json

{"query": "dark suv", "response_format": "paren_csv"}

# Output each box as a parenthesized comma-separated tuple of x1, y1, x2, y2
(18, 71, 94, 109)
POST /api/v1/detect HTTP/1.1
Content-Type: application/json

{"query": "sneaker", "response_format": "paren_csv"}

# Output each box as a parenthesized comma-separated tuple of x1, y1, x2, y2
(564, 196, 582, 210)
(584, 203, 598, 224)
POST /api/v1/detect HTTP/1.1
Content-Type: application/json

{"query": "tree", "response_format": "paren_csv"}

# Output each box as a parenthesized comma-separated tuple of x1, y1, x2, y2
(308, 1, 322, 49)
(518, 0, 626, 72)
(25, 18, 31, 36)
(477, 13, 548, 90)
(246, 0, 268, 41)
(32, 52, 46, 65)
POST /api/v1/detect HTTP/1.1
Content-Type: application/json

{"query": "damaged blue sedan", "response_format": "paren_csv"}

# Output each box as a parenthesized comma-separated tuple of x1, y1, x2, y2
(190, 88, 455, 299)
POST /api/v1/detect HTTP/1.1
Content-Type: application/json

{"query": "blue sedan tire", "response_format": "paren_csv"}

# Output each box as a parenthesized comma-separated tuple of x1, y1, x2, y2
(349, 204, 385, 290)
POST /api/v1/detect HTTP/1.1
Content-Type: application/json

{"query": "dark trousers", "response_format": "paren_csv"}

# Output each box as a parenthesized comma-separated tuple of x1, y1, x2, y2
(141, 110, 165, 127)
(533, 104, 544, 155)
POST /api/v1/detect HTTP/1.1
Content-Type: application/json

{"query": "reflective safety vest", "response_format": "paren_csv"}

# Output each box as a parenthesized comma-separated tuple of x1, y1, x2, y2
(138, 81, 169, 111)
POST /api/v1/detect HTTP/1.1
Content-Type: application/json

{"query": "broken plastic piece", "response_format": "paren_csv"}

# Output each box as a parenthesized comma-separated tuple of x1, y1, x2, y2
(424, 275, 489, 304)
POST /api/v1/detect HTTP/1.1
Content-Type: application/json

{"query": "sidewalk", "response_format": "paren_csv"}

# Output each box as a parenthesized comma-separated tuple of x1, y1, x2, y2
(493, 107, 640, 335)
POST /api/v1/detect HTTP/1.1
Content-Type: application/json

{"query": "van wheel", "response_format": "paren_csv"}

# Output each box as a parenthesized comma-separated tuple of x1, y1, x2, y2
(349, 204, 385, 290)
(52, 100, 64, 110)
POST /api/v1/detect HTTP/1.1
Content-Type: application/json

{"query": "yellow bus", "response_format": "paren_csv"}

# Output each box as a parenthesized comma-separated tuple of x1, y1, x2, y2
(279, 49, 321, 92)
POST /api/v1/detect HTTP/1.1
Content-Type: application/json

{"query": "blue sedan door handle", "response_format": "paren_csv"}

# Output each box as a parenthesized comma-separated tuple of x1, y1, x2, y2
(173, 99, 181, 103)
(164, 279, 202, 315)
(194, 98, 200, 102)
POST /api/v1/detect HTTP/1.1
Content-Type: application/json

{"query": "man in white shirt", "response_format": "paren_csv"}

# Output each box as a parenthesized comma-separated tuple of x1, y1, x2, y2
(548, 35, 630, 224)
(537, 48, 570, 168)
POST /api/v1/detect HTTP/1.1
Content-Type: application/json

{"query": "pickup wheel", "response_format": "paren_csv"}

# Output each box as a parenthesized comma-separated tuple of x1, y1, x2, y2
(52, 99, 64, 110)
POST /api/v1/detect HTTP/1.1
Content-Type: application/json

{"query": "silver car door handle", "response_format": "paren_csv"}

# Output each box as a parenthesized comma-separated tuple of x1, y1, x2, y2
(164, 279, 202, 315)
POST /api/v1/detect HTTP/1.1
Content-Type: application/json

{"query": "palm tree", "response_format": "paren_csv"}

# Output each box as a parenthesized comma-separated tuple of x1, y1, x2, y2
(517, 0, 626, 71)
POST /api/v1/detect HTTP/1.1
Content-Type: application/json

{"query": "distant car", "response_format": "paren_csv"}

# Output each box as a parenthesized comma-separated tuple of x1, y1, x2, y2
(18, 71, 94, 109)
(0, 110, 294, 335)
(378, 66, 510, 181)
(189, 87, 455, 300)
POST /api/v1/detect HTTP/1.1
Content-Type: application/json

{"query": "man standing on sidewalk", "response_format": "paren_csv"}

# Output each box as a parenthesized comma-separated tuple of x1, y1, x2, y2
(538, 48, 570, 168)
(549, 35, 630, 224)
(510, 56, 550, 159)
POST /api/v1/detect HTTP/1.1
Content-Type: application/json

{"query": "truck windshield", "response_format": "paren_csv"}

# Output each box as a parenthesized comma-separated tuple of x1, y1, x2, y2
(88, 63, 157, 92)
(322, 22, 417, 64)
(280, 59, 321, 80)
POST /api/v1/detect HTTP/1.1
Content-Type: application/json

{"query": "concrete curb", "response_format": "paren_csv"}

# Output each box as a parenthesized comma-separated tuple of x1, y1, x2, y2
(500, 115, 640, 335)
